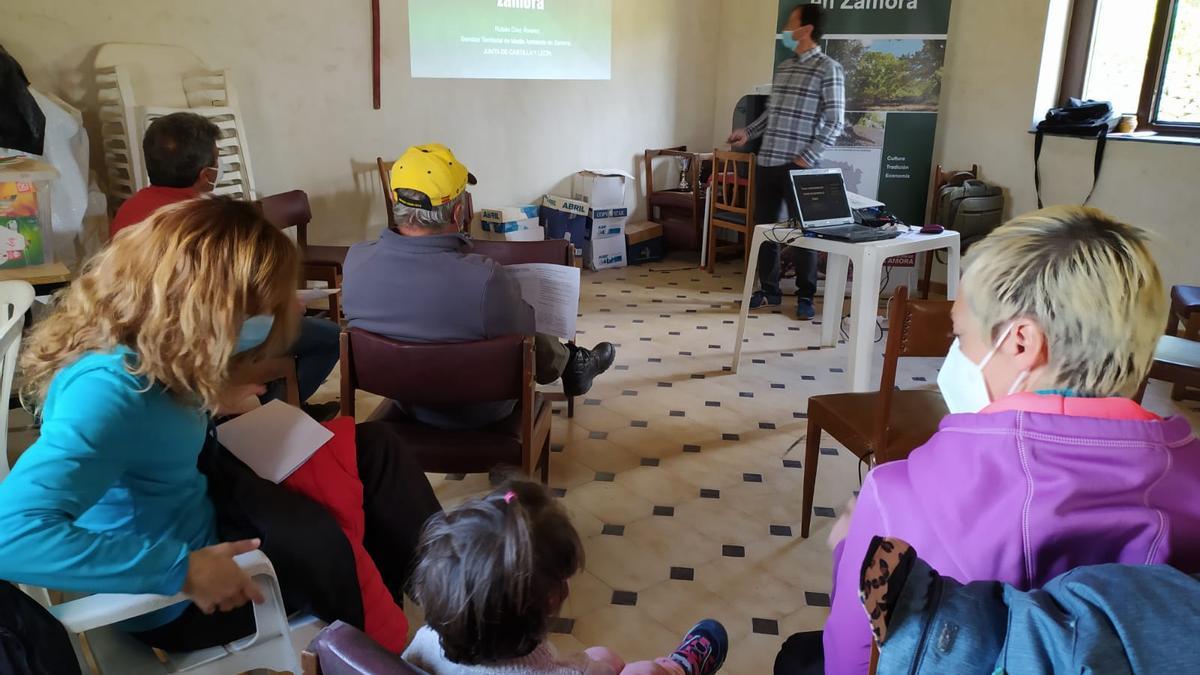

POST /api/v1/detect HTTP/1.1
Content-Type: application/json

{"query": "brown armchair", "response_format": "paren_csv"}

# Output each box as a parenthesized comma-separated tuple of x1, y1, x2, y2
(471, 238, 578, 418)
(339, 328, 552, 482)
(259, 190, 349, 322)
(645, 146, 710, 252)
(800, 287, 953, 537)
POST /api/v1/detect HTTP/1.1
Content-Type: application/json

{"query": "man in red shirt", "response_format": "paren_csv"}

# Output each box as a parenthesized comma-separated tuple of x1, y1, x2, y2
(111, 112, 341, 419)
(109, 113, 222, 238)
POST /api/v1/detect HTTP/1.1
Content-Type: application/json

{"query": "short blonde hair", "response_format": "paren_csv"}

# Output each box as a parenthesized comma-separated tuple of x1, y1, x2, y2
(962, 206, 1165, 398)
(21, 197, 300, 412)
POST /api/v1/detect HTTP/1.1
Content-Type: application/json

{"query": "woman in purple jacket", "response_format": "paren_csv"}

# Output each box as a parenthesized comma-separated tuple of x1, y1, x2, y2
(781, 206, 1200, 674)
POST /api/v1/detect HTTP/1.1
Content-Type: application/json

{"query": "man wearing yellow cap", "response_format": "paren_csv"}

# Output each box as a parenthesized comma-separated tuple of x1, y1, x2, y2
(342, 144, 616, 430)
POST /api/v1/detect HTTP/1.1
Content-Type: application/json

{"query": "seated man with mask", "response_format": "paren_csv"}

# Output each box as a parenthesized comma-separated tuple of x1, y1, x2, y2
(110, 112, 342, 420)
(342, 144, 615, 430)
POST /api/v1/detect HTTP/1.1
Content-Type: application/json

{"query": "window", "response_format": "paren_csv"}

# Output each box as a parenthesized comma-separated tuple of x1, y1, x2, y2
(1062, 0, 1200, 137)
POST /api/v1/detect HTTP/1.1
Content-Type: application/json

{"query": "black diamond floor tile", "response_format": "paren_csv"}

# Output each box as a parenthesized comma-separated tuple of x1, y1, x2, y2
(670, 566, 695, 581)
(752, 618, 780, 635)
(612, 591, 638, 606)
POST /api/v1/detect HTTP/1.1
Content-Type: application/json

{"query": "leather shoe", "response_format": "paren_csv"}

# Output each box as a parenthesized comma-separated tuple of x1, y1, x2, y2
(750, 291, 782, 309)
(562, 342, 616, 397)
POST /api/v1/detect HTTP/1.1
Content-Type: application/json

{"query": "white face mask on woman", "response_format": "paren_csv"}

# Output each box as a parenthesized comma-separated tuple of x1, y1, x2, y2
(937, 323, 1028, 414)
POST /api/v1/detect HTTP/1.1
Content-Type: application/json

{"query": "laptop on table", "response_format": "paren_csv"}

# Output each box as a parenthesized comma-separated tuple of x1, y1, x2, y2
(787, 168, 899, 243)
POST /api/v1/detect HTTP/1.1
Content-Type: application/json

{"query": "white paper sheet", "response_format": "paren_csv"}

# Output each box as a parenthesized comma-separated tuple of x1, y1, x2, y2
(505, 263, 580, 341)
(846, 190, 885, 210)
(297, 288, 341, 304)
(215, 399, 334, 483)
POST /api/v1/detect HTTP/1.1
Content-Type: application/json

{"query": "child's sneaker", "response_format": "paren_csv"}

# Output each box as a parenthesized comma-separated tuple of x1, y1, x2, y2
(668, 619, 728, 675)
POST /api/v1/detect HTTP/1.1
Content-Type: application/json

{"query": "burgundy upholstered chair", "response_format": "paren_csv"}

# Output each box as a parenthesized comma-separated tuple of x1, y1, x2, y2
(302, 621, 426, 675)
(339, 328, 552, 482)
(259, 190, 349, 322)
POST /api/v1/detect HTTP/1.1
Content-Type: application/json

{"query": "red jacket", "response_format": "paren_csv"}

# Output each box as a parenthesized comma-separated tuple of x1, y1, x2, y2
(109, 186, 199, 238)
(283, 418, 409, 653)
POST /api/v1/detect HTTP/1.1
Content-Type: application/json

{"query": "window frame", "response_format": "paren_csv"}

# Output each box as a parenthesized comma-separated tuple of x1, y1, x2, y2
(1061, 0, 1200, 138)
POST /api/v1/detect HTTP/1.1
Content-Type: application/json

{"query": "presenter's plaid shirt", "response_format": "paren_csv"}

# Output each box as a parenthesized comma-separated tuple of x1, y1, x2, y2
(747, 46, 845, 168)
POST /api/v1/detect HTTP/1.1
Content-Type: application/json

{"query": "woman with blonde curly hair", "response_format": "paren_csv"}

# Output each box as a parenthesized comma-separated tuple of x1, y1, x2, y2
(780, 206, 1200, 675)
(0, 197, 440, 652)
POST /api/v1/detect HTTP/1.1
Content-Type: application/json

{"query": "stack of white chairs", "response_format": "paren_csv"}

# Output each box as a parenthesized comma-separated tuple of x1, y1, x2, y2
(93, 44, 257, 215)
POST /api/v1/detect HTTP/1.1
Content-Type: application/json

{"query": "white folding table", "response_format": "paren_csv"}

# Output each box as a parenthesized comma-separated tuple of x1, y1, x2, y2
(731, 224, 961, 391)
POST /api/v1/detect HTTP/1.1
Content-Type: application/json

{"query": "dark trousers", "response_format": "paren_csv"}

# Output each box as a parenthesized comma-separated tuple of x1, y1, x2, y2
(263, 317, 341, 404)
(775, 630, 825, 675)
(0, 581, 82, 675)
(755, 164, 817, 301)
(132, 421, 442, 652)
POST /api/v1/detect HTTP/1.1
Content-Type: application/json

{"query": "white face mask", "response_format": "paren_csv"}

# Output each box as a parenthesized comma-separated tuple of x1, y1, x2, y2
(208, 162, 225, 189)
(937, 323, 1028, 414)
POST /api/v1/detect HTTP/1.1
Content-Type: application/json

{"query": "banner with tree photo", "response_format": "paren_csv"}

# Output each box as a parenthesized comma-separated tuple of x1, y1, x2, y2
(775, 1, 952, 226)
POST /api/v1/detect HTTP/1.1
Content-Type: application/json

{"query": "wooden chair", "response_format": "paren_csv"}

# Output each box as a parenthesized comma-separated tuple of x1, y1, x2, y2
(645, 146, 708, 251)
(1162, 285, 1200, 400)
(259, 190, 348, 322)
(801, 286, 953, 538)
(1136, 334, 1200, 405)
(340, 328, 552, 482)
(376, 156, 397, 229)
(471, 239, 578, 418)
(919, 163, 978, 299)
(705, 150, 756, 272)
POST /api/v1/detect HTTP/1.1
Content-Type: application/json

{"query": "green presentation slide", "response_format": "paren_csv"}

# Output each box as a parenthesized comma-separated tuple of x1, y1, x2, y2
(409, 0, 612, 80)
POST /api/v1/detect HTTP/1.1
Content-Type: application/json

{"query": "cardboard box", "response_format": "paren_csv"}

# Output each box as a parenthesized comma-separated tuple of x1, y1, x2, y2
(492, 223, 545, 242)
(480, 205, 540, 223)
(585, 206, 630, 240)
(625, 221, 664, 265)
(540, 194, 589, 256)
(571, 170, 633, 209)
(583, 234, 627, 271)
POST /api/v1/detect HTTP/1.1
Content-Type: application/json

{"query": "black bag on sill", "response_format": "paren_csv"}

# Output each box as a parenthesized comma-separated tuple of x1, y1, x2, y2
(1034, 98, 1118, 208)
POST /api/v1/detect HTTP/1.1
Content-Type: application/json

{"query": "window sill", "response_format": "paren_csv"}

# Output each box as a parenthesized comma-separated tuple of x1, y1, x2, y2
(1027, 129, 1200, 147)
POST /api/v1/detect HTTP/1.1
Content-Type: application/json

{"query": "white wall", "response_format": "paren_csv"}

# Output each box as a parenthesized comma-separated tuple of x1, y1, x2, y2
(711, 1, 778, 144)
(6, 0, 719, 244)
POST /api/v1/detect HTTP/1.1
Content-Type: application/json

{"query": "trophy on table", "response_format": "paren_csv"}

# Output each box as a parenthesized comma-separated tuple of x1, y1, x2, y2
(677, 155, 692, 191)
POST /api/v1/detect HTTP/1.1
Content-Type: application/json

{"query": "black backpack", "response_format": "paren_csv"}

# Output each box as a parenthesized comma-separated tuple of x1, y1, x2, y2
(1034, 98, 1118, 208)
(935, 178, 1004, 250)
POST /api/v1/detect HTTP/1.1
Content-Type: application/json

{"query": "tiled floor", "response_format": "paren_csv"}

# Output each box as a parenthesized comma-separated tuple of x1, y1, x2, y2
(325, 253, 1200, 673)
(8, 253, 1198, 674)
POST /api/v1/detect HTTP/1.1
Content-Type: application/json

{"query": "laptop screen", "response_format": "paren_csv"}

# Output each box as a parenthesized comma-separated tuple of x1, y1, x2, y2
(790, 169, 853, 227)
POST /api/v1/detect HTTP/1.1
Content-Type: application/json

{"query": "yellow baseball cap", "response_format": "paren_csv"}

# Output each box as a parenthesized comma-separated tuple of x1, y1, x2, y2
(389, 144, 477, 209)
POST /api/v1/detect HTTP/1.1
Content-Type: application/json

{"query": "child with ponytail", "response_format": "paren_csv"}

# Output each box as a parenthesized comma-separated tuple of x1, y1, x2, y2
(404, 480, 728, 675)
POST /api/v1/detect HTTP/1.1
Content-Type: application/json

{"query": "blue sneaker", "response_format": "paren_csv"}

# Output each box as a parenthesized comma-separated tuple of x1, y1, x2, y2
(668, 619, 728, 675)
(796, 298, 816, 321)
(749, 291, 782, 309)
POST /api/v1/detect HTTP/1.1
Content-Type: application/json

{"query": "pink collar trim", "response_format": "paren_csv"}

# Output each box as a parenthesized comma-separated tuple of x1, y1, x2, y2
(982, 393, 1161, 421)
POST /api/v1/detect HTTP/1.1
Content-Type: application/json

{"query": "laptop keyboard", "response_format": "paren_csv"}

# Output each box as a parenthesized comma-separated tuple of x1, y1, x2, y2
(816, 224, 896, 241)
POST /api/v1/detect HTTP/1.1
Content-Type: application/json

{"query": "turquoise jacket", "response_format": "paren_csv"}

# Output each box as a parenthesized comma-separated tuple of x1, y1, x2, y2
(0, 347, 217, 631)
